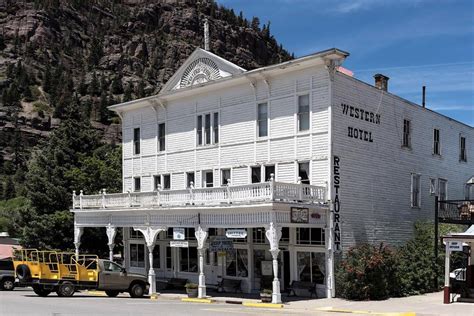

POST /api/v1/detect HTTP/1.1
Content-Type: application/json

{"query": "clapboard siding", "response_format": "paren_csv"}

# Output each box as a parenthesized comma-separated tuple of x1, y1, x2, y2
(331, 72, 473, 250)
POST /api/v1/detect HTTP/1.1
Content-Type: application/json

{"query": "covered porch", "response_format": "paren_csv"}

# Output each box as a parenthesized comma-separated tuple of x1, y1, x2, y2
(71, 180, 331, 303)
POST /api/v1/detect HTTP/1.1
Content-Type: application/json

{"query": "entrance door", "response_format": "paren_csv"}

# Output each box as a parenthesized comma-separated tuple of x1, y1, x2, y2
(283, 250, 291, 290)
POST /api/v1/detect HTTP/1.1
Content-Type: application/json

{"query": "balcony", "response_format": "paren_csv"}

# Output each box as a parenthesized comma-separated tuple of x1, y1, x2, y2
(72, 181, 328, 210)
(438, 200, 474, 225)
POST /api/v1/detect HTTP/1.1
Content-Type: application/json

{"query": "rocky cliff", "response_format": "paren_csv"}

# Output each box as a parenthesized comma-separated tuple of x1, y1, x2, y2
(0, 0, 292, 167)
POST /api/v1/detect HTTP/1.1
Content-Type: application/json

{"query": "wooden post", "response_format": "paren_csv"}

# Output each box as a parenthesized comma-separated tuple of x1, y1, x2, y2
(434, 195, 439, 290)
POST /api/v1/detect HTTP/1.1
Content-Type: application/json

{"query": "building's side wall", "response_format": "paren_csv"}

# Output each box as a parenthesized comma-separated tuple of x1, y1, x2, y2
(331, 72, 473, 250)
(121, 66, 331, 192)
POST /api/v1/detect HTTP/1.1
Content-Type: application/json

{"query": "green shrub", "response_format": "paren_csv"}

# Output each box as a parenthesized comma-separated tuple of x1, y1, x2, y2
(336, 243, 398, 300)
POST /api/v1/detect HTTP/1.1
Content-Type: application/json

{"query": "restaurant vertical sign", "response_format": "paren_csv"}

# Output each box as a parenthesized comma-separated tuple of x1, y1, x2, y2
(333, 156, 342, 252)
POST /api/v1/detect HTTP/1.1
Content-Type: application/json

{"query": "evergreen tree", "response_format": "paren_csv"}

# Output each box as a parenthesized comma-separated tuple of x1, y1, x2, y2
(251, 17, 260, 31)
(136, 80, 145, 98)
(99, 91, 109, 123)
(111, 74, 123, 94)
(43, 64, 52, 93)
(123, 82, 133, 102)
(88, 72, 99, 96)
(3, 177, 15, 200)
(88, 36, 104, 66)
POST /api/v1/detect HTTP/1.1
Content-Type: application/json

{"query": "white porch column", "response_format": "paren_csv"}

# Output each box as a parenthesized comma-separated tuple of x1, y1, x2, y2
(444, 244, 451, 304)
(265, 222, 282, 304)
(134, 226, 166, 295)
(74, 225, 83, 257)
(195, 226, 208, 298)
(106, 224, 117, 261)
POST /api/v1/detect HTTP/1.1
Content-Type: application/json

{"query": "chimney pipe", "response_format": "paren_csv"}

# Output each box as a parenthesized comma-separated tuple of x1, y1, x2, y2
(422, 86, 426, 108)
(374, 73, 389, 92)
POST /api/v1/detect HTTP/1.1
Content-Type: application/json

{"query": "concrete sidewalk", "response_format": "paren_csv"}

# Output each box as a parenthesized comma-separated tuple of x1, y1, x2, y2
(151, 291, 473, 316)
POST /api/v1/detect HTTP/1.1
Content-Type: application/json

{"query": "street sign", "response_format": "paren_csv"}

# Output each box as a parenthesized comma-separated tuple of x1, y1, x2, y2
(448, 240, 463, 252)
(226, 229, 247, 239)
(173, 228, 185, 240)
(209, 236, 234, 252)
(170, 241, 189, 248)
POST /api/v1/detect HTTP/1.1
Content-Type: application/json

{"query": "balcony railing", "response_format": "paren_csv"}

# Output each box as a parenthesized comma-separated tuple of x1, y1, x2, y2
(438, 200, 474, 224)
(72, 181, 328, 210)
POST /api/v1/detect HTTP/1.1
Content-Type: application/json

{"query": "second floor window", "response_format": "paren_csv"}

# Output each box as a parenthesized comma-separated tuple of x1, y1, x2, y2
(411, 174, 421, 208)
(298, 94, 310, 131)
(154, 175, 161, 190)
(158, 123, 166, 151)
(433, 128, 440, 155)
(257, 103, 268, 137)
(197, 112, 219, 146)
(134, 177, 141, 192)
(154, 174, 170, 190)
(163, 174, 171, 190)
(460, 136, 467, 162)
(402, 119, 411, 148)
(438, 179, 447, 201)
(265, 165, 275, 182)
(186, 172, 195, 188)
(298, 162, 310, 184)
(221, 169, 231, 186)
(203, 170, 213, 188)
(133, 128, 140, 155)
(251, 166, 261, 183)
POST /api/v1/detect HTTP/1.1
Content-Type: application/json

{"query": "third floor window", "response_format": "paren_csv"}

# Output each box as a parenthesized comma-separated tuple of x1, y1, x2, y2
(402, 119, 411, 148)
(433, 128, 440, 155)
(257, 103, 268, 137)
(460, 135, 467, 162)
(158, 123, 166, 151)
(133, 128, 140, 155)
(197, 113, 219, 146)
(298, 94, 310, 131)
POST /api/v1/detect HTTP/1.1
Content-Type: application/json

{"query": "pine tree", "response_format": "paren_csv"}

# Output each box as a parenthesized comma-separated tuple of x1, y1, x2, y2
(3, 177, 15, 200)
(251, 17, 260, 31)
(99, 91, 109, 123)
(88, 72, 99, 96)
(43, 64, 52, 93)
(111, 74, 123, 94)
(88, 36, 104, 67)
(123, 82, 133, 102)
(135, 80, 145, 98)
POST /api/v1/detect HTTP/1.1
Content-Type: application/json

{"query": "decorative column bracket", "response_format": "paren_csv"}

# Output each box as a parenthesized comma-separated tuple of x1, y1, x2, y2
(74, 226, 83, 257)
(134, 226, 166, 295)
(106, 224, 116, 261)
(265, 222, 282, 304)
(195, 226, 208, 298)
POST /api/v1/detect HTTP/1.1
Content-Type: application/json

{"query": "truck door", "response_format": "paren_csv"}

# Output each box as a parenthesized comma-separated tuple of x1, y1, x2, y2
(99, 261, 123, 290)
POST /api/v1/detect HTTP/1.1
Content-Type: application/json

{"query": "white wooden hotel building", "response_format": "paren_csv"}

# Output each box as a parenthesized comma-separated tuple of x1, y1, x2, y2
(71, 47, 473, 302)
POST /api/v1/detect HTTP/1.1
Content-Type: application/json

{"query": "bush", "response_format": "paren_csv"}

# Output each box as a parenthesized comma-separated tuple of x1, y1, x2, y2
(336, 222, 465, 300)
(336, 243, 398, 300)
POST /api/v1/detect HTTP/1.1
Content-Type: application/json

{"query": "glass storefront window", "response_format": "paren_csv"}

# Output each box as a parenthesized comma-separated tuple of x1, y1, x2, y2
(226, 249, 248, 277)
(129, 228, 144, 239)
(130, 244, 145, 268)
(252, 228, 266, 244)
(152, 245, 160, 269)
(180, 247, 198, 272)
(296, 228, 325, 245)
(166, 247, 172, 270)
(253, 249, 266, 279)
(297, 252, 325, 284)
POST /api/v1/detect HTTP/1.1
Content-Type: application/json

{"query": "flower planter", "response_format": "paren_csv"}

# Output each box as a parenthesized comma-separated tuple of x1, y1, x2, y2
(186, 287, 198, 298)
(260, 293, 272, 303)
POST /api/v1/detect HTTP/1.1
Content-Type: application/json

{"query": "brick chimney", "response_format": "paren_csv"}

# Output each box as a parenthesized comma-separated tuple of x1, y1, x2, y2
(374, 74, 389, 91)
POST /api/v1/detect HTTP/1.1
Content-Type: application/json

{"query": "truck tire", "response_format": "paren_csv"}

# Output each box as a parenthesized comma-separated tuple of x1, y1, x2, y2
(15, 264, 30, 281)
(105, 290, 119, 297)
(33, 285, 52, 297)
(129, 283, 145, 298)
(57, 281, 75, 297)
(1, 278, 15, 291)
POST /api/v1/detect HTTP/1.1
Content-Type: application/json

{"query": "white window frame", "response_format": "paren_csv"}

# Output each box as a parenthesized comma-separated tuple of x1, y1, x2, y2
(221, 168, 231, 186)
(402, 119, 411, 148)
(410, 173, 421, 208)
(429, 178, 437, 196)
(133, 127, 140, 156)
(186, 171, 195, 188)
(433, 128, 441, 155)
(257, 102, 269, 138)
(133, 176, 141, 192)
(297, 94, 310, 132)
(438, 178, 447, 201)
(297, 161, 310, 184)
(459, 134, 467, 162)
(202, 170, 214, 188)
(158, 122, 166, 152)
(250, 165, 262, 184)
(196, 112, 219, 146)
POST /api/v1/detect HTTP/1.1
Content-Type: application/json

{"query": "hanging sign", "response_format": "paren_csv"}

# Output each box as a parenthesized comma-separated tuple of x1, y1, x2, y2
(209, 236, 234, 252)
(170, 241, 189, 248)
(448, 241, 463, 252)
(173, 228, 185, 240)
(291, 207, 309, 223)
(333, 156, 342, 253)
(226, 229, 247, 239)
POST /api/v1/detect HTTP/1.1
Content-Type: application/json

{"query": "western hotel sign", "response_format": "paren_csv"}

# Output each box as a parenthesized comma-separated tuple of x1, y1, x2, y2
(341, 103, 380, 143)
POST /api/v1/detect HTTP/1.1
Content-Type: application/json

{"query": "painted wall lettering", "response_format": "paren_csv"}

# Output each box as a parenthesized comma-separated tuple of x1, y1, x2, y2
(347, 127, 374, 142)
(341, 103, 380, 124)
(333, 155, 342, 252)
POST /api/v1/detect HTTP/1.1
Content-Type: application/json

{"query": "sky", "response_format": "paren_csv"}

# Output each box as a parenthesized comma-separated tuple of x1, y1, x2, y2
(217, 0, 474, 127)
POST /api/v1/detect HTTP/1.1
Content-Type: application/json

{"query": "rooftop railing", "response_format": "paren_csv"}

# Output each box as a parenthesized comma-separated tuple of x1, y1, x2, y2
(72, 180, 327, 210)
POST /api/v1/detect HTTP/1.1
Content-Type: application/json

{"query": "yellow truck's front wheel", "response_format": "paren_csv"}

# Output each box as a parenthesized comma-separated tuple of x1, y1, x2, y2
(57, 282, 75, 297)
(32, 285, 52, 297)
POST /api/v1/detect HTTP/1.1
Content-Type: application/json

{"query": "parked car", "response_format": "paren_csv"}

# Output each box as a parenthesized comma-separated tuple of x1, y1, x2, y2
(14, 249, 149, 297)
(0, 258, 15, 290)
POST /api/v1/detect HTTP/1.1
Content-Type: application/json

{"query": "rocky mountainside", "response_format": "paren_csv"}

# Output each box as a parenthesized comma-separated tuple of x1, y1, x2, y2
(0, 0, 292, 170)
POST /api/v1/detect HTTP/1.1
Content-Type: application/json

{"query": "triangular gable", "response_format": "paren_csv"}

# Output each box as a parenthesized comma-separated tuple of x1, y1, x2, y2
(159, 48, 246, 94)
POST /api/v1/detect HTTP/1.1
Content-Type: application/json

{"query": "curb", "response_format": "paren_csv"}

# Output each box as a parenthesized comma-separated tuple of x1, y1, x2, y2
(316, 307, 415, 316)
(242, 302, 284, 309)
(181, 298, 214, 304)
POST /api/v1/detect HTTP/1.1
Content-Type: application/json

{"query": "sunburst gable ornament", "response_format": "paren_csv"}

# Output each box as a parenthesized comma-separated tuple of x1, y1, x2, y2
(179, 57, 222, 88)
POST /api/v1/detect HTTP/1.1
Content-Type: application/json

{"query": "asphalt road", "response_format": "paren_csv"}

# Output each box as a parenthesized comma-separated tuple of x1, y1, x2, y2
(0, 288, 313, 316)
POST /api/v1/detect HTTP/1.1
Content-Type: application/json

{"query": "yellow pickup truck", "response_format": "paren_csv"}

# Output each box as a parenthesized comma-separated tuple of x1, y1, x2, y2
(13, 249, 149, 298)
